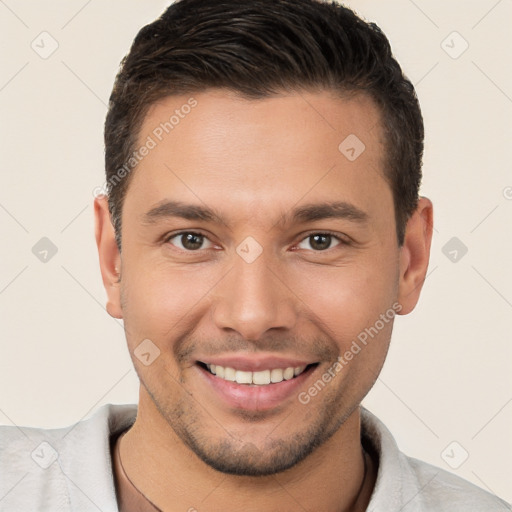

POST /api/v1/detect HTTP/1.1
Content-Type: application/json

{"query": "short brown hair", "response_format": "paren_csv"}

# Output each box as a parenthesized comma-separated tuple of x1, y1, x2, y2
(104, 0, 424, 248)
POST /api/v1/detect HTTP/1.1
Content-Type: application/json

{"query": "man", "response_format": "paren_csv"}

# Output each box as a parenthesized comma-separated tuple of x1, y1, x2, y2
(0, 0, 509, 510)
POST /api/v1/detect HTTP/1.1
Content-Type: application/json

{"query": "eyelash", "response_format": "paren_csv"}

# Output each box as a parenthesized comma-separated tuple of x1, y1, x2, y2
(163, 230, 349, 253)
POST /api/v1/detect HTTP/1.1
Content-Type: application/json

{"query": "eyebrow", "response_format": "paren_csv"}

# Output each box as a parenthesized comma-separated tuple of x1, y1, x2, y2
(286, 201, 368, 225)
(143, 200, 224, 225)
(142, 199, 369, 227)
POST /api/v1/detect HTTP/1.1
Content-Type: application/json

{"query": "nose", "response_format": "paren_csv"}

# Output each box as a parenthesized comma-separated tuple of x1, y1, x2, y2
(211, 249, 297, 341)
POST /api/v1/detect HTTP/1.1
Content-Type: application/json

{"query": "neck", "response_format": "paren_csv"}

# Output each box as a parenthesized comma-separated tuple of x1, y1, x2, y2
(119, 390, 375, 512)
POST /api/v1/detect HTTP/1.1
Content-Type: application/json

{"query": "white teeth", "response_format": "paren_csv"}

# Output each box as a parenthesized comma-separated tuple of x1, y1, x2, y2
(235, 370, 252, 384)
(204, 363, 309, 385)
(252, 369, 271, 385)
(270, 368, 284, 383)
(224, 367, 236, 382)
(283, 367, 295, 380)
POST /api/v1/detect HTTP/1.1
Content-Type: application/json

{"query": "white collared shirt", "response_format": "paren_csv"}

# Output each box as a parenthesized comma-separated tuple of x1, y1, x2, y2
(0, 404, 509, 511)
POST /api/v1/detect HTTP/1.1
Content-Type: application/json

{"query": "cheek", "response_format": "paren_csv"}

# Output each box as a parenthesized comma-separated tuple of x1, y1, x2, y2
(120, 259, 221, 343)
(296, 258, 397, 340)
(300, 264, 397, 397)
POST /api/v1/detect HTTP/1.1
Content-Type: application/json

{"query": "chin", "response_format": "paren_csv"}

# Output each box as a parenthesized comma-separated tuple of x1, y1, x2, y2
(177, 417, 342, 477)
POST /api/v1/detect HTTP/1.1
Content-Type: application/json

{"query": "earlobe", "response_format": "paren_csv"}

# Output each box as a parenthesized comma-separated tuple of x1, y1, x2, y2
(94, 195, 123, 319)
(397, 197, 433, 315)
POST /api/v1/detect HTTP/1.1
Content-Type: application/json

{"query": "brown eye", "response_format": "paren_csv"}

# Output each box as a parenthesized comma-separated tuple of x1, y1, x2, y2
(297, 233, 342, 251)
(166, 232, 213, 251)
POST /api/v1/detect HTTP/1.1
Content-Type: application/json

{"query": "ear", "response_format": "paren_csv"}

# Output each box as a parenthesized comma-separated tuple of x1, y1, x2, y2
(397, 197, 433, 314)
(94, 195, 123, 319)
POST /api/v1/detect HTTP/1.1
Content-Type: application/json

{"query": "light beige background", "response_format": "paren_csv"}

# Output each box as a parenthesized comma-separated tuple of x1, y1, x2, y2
(0, 0, 511, 503)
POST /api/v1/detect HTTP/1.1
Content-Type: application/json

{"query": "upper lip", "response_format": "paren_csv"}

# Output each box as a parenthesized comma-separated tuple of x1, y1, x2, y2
(197, 355, 316, 372)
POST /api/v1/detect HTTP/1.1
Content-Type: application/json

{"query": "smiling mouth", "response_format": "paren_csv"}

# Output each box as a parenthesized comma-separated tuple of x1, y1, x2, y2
(197, 362, 319, 386)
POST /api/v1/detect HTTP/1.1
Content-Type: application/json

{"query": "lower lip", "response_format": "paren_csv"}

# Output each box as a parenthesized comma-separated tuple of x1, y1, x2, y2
(196, 364, 317, 412)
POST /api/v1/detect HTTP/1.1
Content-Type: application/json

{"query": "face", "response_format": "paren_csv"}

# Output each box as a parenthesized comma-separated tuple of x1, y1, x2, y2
(96, 88, 432, 476)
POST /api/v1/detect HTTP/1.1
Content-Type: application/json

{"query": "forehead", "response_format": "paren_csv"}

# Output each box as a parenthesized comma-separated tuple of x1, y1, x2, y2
(124, 88, 390, 227)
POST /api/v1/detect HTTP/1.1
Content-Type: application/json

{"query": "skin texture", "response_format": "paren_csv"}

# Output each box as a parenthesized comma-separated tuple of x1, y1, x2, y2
(95, 89, 433, 511)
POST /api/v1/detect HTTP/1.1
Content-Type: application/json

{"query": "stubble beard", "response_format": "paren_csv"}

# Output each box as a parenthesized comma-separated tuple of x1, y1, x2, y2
(142, 377, 356, 477)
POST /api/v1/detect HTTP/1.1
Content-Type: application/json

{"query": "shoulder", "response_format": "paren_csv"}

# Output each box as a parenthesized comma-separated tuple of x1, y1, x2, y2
(405, 455, 510, 511)
(0, 403, 137, 511)
(361, 407, 510, 512)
